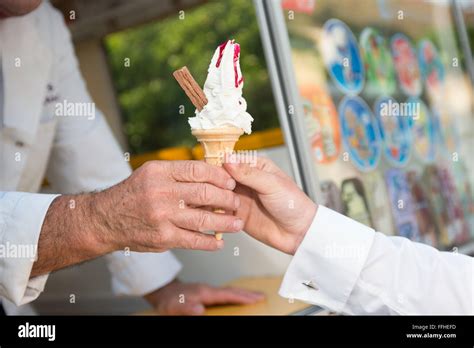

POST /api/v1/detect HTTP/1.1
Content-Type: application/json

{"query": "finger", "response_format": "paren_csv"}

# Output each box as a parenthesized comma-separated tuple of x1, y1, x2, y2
(223, 157, 284, 195)
(225, 287, 265, 301)
(199, 285, 264, 305)
(171, 209, 244, 233)
(225, 154, 285, 176)
(214, 209, 236, 237)
(170, 161, 236, 190)
(169, 226, 224, 251)
(166, 301, 205, 316)
(197, 285, 265, 305)
(175, 183, 240, 211)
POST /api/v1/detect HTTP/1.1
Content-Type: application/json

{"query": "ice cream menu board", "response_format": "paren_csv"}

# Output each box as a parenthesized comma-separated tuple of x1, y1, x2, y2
(280, 0, 474, 249)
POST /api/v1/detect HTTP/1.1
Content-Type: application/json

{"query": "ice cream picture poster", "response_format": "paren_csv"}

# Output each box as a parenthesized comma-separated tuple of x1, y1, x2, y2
(384, 168, 421, 241)
(321, 18, 365, 95)
(421, 165, 450, 247)
(451, 161, 474, 238)
(437, 167, 470, 245)
(406, 170, 439, 247)
(359, 27, 396, 96)
(418, 39, 445, 101)
(363, 171, 395, 236)
(340, 178, 373, 228)
(320, 180, 343, 213)
(390, 33, 422, 97)
(281, 0, 316, 14)
(430, 105, 460, 159)
(373, 96, 412, 167)
(300, 85, 341, 164)
(338, 96, 381, 172)
(405, 97, 436, 163)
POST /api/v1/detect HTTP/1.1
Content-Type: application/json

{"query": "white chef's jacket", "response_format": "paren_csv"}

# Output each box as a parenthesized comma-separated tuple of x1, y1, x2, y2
(280, 205, 474, 314)
(0, 1, 181, 310)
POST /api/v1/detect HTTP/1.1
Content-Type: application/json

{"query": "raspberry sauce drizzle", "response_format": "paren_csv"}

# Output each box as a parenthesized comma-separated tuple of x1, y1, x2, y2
(215, 40, 228, 68)
(233, 43, 244, 88)
(215, 40, 244, 88)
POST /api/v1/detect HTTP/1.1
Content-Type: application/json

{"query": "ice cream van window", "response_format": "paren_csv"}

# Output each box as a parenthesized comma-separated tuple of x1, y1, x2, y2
(103, 0, 279, 155)
(281, 0, 474, 250)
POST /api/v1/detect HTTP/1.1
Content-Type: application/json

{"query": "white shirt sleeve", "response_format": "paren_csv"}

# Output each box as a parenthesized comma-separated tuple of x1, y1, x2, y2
(279, 205, 474, 315)
(43, 4, 182, 297)
(0, 192, 59, 305)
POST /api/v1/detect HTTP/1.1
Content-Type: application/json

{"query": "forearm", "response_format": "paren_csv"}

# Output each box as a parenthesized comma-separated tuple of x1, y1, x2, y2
(31, 193, 114, 277)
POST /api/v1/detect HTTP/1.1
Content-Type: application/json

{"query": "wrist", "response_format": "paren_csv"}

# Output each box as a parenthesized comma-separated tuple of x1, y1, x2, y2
(290, 202, 318, 255)
(87, 191, 118, 255)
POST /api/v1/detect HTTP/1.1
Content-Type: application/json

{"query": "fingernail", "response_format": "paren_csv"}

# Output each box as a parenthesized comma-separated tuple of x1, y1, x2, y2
(233, 219, 244, 231)
(234, 195, 240, 209)
(217, 241, 224, 249)
(227, 179, 236, 190)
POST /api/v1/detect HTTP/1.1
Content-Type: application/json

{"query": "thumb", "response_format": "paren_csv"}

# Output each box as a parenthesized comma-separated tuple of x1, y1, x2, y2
(223, 156, 281, 195)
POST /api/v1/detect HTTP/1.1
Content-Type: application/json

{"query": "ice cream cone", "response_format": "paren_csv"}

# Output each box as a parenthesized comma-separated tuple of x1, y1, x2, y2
(174, 43, 252, 243)
(192, 127, 244, 240)
(192, 127, 244, 165)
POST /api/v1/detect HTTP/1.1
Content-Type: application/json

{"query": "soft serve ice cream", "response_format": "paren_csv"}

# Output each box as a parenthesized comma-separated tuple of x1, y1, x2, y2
(188, 40, 253, 134)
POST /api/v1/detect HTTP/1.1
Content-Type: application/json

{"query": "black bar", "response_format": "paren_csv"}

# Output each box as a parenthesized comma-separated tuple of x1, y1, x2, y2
(0, 315, 472, 346)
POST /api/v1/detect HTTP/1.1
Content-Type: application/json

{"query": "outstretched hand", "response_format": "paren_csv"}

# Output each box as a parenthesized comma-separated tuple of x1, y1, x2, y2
(145, 280, 264, 315)
(224, 156, 317, 255)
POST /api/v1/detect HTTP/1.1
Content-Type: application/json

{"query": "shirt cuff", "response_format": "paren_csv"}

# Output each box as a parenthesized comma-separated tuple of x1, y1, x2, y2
(105, 250, 182, 297)
(279, 205, 375, 312)
(0, 192, 59, 305)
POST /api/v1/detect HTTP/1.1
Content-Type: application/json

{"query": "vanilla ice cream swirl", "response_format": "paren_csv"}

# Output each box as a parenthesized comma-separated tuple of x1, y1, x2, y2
(188, 40, 253, 134)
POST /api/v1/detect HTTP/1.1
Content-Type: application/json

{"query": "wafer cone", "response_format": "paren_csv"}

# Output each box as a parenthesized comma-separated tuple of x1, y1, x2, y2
(192, 126, 244, 240)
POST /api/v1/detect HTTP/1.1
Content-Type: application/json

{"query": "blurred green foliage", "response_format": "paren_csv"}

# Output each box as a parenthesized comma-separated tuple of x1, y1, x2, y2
(104, 0, 279, 154)
(468, 26, 474, 57)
